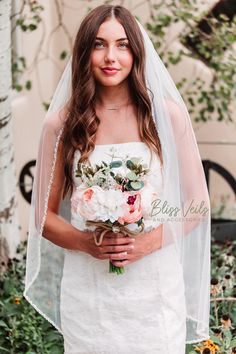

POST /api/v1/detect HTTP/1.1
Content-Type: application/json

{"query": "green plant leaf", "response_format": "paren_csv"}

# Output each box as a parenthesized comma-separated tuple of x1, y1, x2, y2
(126, 160, 136, 170)
(130, 181, 142, 190)
(25, 80, 32, 90)
(60, 51, 68, 60)
(126, 172, 137, 181)
(109, 160, 122, 168)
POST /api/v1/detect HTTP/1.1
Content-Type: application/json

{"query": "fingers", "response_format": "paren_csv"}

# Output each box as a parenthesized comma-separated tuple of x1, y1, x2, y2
(91, 231, 136, 261)
(109, 252, 130, 261)
(102, 236, 135, 246)
(96, 250, 130, 261)
(99, 244, 134, 253)
(110, 259, 130, 267)
(104, 232, 125, 238)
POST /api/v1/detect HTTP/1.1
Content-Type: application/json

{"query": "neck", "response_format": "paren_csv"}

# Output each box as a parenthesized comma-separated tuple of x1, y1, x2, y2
(95, 82, 132, 109)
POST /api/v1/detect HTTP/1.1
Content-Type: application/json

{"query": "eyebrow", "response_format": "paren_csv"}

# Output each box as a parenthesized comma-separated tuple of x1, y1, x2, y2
(95, 37, 128, 42)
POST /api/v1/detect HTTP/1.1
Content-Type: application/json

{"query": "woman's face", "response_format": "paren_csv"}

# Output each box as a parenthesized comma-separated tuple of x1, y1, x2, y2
(90, 18, 133, 87)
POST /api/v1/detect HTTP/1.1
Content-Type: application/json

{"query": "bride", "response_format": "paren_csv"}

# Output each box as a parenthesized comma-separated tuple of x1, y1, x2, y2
(23, 4, 211, 354)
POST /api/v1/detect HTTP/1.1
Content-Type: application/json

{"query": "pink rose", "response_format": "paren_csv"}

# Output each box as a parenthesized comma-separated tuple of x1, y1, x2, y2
(83, 188, 94, 201)
(118, 192, 142, 224)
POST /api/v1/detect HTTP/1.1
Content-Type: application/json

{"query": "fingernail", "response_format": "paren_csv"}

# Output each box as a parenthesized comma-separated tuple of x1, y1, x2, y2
(130, 238, 135, 242)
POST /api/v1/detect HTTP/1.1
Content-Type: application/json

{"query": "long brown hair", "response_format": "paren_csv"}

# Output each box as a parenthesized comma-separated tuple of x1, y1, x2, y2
(61, 4, 162, 199)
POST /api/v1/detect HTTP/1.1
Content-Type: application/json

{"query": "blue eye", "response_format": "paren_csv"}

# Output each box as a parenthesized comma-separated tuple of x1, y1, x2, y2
(94, 42, 104, 48)
(119, 42, 129, 48)
(94, 41, 129, 49)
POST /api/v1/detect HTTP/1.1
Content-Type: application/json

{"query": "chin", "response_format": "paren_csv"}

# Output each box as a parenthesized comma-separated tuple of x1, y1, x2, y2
(102, 82, 123, 87)
(96, 78, 125, 87)
(97, 75, 130, 86)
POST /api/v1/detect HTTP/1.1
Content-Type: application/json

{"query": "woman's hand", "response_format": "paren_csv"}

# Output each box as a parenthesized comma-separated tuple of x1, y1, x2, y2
(109, 225, 163, 267)
(79, 230, 135, 260)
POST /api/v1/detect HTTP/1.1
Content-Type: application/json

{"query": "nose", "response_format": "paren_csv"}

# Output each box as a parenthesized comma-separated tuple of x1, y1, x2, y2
(104, 45, 116, 62)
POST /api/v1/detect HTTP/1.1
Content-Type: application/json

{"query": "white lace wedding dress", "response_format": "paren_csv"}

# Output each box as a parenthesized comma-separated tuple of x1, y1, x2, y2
(60, 142, 187, 354)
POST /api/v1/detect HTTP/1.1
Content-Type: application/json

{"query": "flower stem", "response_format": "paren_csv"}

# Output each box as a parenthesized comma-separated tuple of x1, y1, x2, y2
(109, 261, 125, 275)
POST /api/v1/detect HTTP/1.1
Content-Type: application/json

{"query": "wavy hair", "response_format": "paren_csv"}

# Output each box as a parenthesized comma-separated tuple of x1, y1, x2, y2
(61, 4, 163, 198)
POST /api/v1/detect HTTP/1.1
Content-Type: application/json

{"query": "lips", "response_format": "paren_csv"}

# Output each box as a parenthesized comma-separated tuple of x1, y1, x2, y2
(102, 67, 119, 71)
(101, 67, 120, 75)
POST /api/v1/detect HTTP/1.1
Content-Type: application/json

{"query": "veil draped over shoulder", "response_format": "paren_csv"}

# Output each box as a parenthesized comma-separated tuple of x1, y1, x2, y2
(23, 20, 211, 344)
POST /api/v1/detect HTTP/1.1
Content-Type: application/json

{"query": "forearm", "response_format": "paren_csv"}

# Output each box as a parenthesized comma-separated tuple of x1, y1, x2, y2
(42, 210, 87, 251)
(145, 224, 163, 253)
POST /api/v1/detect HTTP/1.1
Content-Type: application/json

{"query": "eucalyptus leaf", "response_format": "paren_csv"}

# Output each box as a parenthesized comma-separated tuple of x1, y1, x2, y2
(129, 157, 140, 164)
(126, 172, 137, 181)
(126, 160, 136, 170)
(109, 160, 122, 168)
(130, 181, 142, 190)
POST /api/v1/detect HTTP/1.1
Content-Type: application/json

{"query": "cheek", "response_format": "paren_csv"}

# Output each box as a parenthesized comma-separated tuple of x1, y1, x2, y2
(90, 53, 101, 69)
(120, 53, 133, 71)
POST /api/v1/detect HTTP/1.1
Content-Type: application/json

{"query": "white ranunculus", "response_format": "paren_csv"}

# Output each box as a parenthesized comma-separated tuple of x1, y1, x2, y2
(72, 185, 127, 222)
(95, 188, 127, 222)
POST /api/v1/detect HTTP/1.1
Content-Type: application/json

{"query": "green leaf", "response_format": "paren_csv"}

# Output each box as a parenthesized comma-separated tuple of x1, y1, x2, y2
(0, 320, 9, 328)
(29, 23, 37, 31)
(129, 157, 141, 164)
(231, 337, 236, 346)
(126, 172, 137, 181)
(43, 102, 50, 111)
(126, 160, 136, 170)
(130, 181, 142, 190)
(19, 56, 26, 68)
(60, 51, 68, 60)
(25, 80, 32, 90)
(109, 160, 122, 168)
(3, 279, 13, 295)
(14, 84, 23, 92)
(210, 335, 222, 345)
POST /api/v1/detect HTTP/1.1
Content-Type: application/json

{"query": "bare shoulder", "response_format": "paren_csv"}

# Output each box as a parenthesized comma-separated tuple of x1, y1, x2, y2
(165, 99, 184, 119)
(164, 98, 189, 138)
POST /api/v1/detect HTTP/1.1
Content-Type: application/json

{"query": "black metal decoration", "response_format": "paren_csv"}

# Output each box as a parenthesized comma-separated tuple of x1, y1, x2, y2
(19, 160, 36, 204)
(202, 159, 236, 241)
(202, 160, 236, 194)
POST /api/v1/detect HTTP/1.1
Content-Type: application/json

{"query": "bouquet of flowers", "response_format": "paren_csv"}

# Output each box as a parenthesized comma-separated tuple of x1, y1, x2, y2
(71, 153, 158, 274)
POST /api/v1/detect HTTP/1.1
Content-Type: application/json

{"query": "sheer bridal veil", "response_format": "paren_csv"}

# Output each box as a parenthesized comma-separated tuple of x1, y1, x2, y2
(23, 10, 211, 344)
